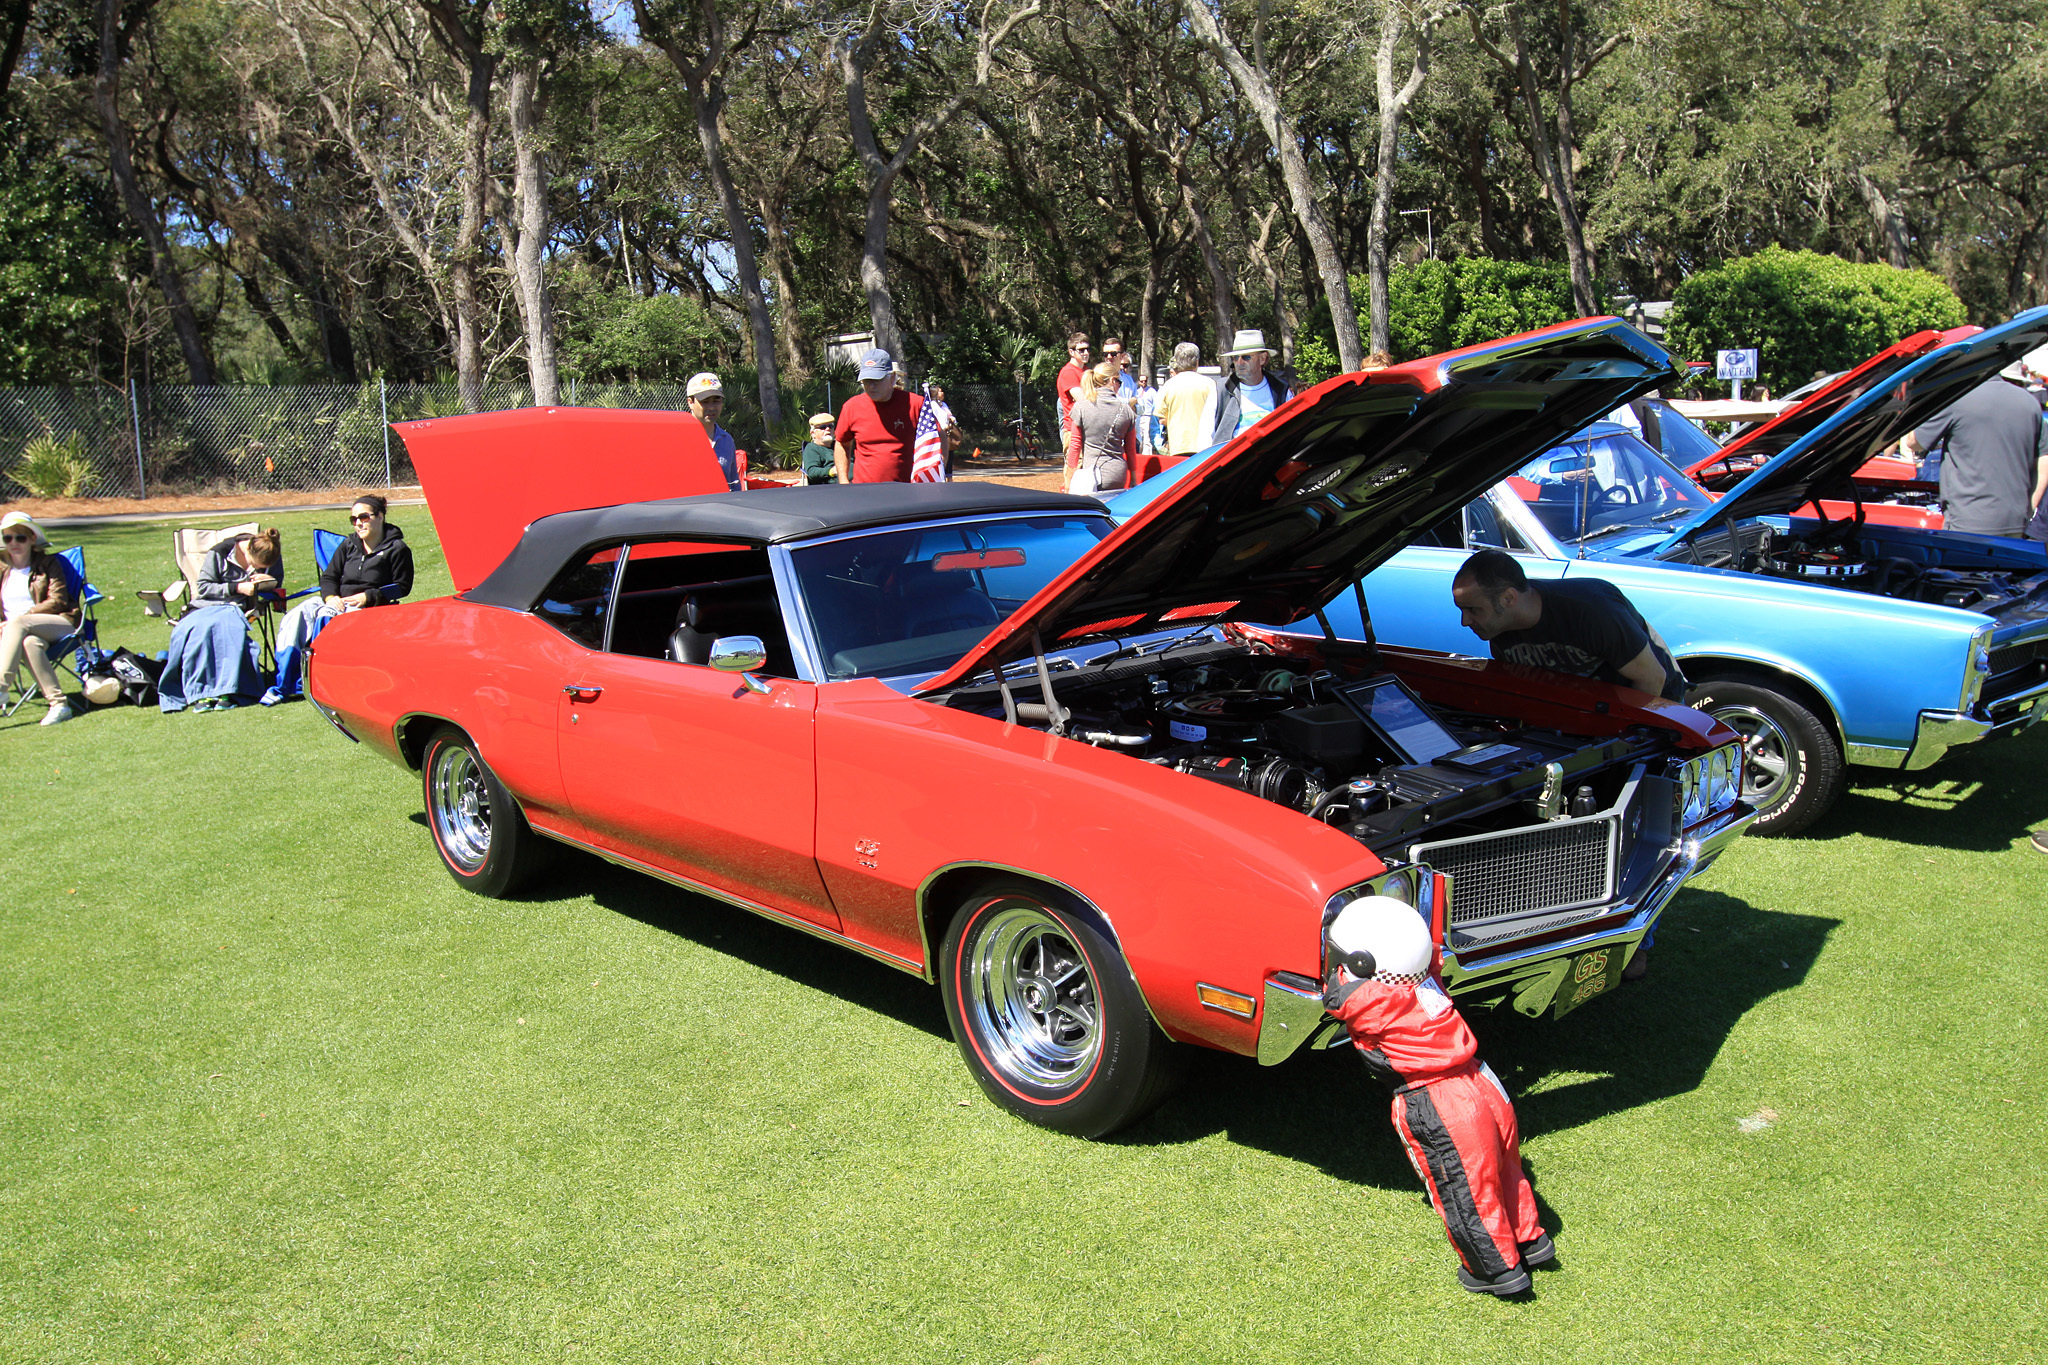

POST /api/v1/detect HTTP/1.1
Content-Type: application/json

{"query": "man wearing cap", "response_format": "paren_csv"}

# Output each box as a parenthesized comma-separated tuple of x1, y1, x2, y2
(1208, 328, 1293, 446)
(800, 413, 837, 485)
(834, 348, 924, 483)
(686, 372, 741, 491)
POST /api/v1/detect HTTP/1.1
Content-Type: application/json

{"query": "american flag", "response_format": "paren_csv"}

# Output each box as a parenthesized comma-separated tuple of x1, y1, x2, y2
(910, 386, 947, 482)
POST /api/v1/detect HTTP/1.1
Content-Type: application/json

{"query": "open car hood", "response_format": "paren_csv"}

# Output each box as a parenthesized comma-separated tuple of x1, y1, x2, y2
(915, 317, 1676, 695)
(396, 406, 731, 592)
(1659, 309, 2048, 551)
(1682, 326, 1980, 487)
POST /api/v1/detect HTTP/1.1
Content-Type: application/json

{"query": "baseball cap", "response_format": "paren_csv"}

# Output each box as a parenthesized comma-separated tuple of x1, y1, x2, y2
(808, 412, 835, 428)
(686, 372, 723, 399)
(857, 347, 893, 380)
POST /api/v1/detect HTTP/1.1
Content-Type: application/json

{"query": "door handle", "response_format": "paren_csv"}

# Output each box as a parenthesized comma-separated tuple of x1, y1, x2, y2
(562, 683, 603, 700)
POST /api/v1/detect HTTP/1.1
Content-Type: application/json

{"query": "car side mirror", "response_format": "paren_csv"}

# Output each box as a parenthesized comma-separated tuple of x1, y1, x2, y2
(709, 635, 767, 673)
(710, 635, 772, 695)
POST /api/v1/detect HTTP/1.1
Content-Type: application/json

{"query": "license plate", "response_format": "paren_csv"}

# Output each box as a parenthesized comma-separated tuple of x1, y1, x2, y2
(1553, 947, 1623, 1019)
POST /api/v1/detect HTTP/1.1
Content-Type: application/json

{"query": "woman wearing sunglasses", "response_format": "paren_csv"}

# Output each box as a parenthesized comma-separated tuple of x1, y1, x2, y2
(0, 511, 79, 726)
(263, 495, 413, 705)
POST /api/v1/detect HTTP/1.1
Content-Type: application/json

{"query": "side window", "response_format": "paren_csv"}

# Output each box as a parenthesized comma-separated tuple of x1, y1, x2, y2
(534, 546, 621, 647)
(1464, 498, 1528, 551)
(609, 540, 797, 676)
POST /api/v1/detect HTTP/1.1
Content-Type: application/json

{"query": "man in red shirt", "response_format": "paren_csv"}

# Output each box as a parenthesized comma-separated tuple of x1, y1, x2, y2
(1056, 332, 1091, 478)
(833, 348, 924, 483)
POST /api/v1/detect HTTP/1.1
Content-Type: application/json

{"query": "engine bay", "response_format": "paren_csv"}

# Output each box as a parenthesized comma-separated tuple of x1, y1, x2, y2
(942, 639, 1665, 859)
(1665, 517, 2048, 616)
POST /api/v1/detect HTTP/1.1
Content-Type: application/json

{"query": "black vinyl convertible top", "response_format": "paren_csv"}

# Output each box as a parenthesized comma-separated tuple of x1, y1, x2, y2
(466, 481, 1106, 609)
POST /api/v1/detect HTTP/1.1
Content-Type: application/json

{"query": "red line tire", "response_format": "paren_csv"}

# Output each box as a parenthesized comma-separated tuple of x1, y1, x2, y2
(1686, 678, 1843, 836)
(422, 725, 551, 897)
(938, 882, 1184, 1137)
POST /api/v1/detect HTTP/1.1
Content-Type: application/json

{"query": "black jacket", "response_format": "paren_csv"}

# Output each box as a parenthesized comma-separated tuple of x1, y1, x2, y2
(320, 522, 414, 604)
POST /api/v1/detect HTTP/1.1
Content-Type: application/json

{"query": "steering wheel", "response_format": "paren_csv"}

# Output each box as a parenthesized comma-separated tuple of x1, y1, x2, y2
(1598, 483, 1639, 506)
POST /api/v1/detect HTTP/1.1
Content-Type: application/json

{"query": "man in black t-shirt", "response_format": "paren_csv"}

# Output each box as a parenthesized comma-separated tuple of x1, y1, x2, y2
(1451, 549, 1687, 703)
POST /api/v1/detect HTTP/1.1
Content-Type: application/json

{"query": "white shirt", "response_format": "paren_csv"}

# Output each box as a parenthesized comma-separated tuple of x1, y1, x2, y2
(1236, 376, 1278, 434)
(2, 564, 33, 620)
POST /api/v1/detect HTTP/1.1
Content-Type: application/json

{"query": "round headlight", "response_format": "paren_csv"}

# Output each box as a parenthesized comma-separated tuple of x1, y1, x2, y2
(1376, 870, 1415, 906)
(1678, 759, 1705, 827)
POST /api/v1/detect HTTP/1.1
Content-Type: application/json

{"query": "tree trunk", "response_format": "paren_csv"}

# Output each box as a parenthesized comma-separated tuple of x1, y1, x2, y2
(506, 61, 559, 406)
(452, 48, 494, 411)
(838, 0, 1040, 367)
(1470, 6, 1608, 315)
(757, 192, 810, 381)
(1176, 163, 1235, 349)
(1183, 0, 1363, 370)
(637, 0, 786, 426)
(1855, 171, 1911, 269)
(1368, 6, 1431, 356)
(95, 0, 213, 385)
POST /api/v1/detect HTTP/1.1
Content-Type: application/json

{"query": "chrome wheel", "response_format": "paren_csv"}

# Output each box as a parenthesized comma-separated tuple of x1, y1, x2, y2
(429, 741, 492, 872)
(961, 905, 1101, 1090)
(1712, 703, 1796, 809)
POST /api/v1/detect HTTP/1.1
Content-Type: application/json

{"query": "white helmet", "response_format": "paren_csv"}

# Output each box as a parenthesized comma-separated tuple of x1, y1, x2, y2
(1327, 895, 1432, 982)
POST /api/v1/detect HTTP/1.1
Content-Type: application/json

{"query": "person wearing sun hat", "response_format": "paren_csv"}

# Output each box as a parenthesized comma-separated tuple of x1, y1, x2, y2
(801, 412, 837, 484)
(686, 371, 741, 491)
(1208, 328, 1295, 446)
(0, 511, 79, 725)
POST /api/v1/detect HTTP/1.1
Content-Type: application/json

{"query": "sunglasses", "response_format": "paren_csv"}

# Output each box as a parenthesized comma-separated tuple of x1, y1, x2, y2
(350, 512, 377, 522)
(1069, 346, 1090, 354)
(2, 533, 31, 543)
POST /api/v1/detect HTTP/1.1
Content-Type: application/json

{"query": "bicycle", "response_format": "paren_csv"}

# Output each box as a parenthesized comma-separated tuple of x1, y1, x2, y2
(1002, 416, 1044, 462)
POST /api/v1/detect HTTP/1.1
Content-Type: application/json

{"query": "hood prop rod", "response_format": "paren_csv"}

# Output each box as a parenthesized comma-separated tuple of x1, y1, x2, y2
(1352, 578, 1379, 661)
(1030, 628, 1070, 736)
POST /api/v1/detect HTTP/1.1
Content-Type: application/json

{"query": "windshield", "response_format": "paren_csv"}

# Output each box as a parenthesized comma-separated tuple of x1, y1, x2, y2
(789, 513, 1114, 680)
(1507, 429, 1713, 543)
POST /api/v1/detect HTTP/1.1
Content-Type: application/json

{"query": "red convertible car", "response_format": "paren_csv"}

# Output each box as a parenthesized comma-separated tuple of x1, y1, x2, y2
(307, 320, 1754, 1137)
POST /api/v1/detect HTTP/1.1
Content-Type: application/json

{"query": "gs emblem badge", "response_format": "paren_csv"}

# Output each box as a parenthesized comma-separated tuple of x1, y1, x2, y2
(1573, 949, 1610, 983)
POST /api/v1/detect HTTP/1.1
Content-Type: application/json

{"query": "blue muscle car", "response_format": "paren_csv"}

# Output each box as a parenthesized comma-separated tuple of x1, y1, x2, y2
(1106, 313, 2048, 834)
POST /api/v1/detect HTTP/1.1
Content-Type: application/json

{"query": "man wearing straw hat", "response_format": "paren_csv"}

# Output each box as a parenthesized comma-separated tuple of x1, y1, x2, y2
(1208, 328, 1293, 446)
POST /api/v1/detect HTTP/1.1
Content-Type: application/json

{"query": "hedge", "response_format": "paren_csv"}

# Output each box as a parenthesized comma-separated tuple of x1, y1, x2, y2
(1665, 247, 1966, 394)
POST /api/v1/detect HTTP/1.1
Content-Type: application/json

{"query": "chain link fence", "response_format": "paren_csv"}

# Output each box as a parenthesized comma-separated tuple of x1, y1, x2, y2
(0, 379, 1065, 501)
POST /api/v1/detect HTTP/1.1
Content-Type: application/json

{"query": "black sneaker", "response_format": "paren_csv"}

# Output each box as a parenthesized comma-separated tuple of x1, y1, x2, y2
(1622, 949, 1649, 982)
(1457, 1264, 1532, 1296)
(1519, 1233, 1557, 1268)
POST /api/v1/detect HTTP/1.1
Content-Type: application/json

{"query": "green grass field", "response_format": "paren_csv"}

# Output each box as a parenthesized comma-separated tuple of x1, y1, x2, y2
(3, 509, 2045, 1362)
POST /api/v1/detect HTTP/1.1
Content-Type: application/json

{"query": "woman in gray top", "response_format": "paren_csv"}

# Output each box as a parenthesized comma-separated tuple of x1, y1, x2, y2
(1070, 361, 1136, 492)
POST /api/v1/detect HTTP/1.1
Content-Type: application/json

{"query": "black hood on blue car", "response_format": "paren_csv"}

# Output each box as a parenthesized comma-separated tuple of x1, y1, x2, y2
(916, 317, 1677, 694)
(1659, 308, 2048, 551)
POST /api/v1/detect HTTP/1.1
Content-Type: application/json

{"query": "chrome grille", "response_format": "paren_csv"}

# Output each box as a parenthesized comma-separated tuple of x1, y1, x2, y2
(1412, 815, 1618, 926)
(1989, 639, 2048, 676)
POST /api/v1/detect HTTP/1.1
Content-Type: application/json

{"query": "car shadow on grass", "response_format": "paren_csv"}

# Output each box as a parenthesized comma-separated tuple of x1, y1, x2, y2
(564, 844, 955, 1042)
(1804, 725, 2047, 852)
(1117, 890, 1837, 1195)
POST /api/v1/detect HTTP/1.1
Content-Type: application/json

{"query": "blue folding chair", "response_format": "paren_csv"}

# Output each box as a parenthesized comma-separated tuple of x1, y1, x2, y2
(285, 528, 348, 604)
(3, 546, 105, 716)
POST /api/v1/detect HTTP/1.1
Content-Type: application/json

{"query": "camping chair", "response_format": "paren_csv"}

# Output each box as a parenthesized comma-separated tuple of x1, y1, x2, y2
(136, 521, 281, 674)
(3, 545, 106, 717)
(284, 528, 348, 605)
(137, 521, 260, 622)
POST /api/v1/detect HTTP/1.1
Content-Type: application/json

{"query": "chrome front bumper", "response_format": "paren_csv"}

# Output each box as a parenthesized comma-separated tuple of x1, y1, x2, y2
(1898, 675, 2048, 771)
(1254, 798, 1757, 1066)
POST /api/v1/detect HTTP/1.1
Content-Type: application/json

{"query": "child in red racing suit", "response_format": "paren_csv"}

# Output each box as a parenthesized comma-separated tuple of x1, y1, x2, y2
(1324, 942, 1553, 1295)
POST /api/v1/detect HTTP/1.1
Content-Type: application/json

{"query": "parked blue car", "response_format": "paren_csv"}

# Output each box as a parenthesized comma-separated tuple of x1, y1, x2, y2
(1106, 314, 2048, 834)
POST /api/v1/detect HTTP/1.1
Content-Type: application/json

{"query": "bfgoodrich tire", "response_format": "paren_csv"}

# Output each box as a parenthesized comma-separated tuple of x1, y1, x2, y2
(1686, 678, 1844, 837)
(422, 725, 551, 897)
(939, 883, 1185, 1138)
